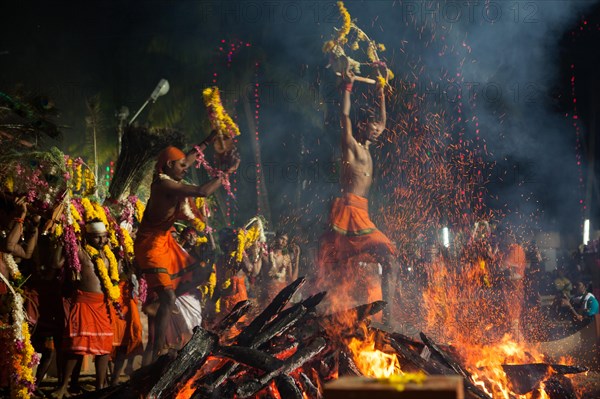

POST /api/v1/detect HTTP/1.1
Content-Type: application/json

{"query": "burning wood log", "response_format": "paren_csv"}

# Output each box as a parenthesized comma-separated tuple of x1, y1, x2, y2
(339, 348, 363, 376)
(192, 280, 317, 394)
(215, 299, 252, 332)
(235, 337, 327, 398)
(419, 333, 491, 399)
(237, 276, 306, 346)
(147, 327, 219, 399)
(274, 374, 304, 399)
(299, 372, 323, 399)
(195, 304, 309, 392)
(387, 336, 454, 376)
(501, 363, 588, 395)
(322, 300, 387, 330)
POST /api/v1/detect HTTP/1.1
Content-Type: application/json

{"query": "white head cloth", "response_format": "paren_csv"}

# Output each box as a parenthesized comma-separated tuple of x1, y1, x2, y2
(86, 221, 107, 234)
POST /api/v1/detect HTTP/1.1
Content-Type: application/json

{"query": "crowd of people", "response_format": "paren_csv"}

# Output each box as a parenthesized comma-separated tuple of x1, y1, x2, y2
(0, 68, 598, 398)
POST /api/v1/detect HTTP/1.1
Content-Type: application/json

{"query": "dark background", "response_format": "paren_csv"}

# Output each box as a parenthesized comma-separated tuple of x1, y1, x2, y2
(1, 0, 599, 248)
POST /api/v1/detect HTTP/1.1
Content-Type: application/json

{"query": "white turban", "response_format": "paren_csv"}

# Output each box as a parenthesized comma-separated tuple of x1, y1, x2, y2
(85, 221, 107, 234)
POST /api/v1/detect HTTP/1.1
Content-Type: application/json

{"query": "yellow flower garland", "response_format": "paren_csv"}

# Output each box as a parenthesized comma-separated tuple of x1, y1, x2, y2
(81, 198, 97, 221)
(74, 164, 83, 192)
(4, 175, 14, 192)
(202, 86, 241, 137)
(54, 223, 64, 239)
(121, 228, 135, 260)
(230, 224, 262, 263)
(84, 168, 96, 195)
(70, 203, 82, 234)
(84, 244, 121, 301)
(135, 199, 145, 223)
(336, 1, 352, 44)
(13, 322, 36, 399)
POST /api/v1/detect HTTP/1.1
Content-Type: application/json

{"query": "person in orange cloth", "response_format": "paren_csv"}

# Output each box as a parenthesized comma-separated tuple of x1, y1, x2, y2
(318, 64, 398, 325)
(501, 231, 527, 339)
(134, 134, 240, 362)
(208, 228, 255, 340)
(53, 220, 115, 399)
(110, 275, 143, 386)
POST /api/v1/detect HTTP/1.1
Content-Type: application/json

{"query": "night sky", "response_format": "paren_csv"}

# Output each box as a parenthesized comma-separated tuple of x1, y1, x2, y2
(2, 1, 600, 247)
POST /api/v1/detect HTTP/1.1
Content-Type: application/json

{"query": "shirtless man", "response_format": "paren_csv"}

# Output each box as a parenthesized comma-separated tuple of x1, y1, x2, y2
(134, 132, 239, 362)
(54, 220, 114, 398)
(260, 232, 300, 306)
(318, 68, 398, 325)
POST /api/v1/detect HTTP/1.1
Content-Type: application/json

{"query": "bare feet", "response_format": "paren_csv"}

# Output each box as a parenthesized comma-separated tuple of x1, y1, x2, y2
(50, 387, 70, 399)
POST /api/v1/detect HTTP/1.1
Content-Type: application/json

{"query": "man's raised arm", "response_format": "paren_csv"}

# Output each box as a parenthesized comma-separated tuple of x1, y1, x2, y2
(341, 73, 356, 149)
(185, 130, 218, 165)
(377, 83, 386, 129)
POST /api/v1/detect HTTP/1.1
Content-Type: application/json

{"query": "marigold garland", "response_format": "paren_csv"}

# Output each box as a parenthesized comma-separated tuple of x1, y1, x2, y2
(54, 223, 64, 239)
(4, 175, 14, 192)
(135, 199, 145, 223)
(84, 244, 121, 301)
(336, 1, 352, 44)
(83, 167, 96, 195)
(69, 203, 83, 234)
(121, 228, 135, 260)
(202, 86, 240, 138)
(322, 1, 394, 89)
(74, 163, 83, 192)
(0, 272, 39, 398)
(80, 198, 98, 221)
(230, 222, 263, 263)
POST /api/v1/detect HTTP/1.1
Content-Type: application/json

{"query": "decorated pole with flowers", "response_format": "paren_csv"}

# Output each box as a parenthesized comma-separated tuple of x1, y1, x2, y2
(195, 86, 241, 198)
(322, 1, 394, 90)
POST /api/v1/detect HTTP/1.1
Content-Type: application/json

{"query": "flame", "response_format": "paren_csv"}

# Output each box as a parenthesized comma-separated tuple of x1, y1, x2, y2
(346, 335, 402, 378)
(419, 243, 568, 398)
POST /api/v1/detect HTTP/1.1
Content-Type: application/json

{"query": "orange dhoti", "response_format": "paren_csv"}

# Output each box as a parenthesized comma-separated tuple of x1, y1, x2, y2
(316, 194, 396, 311)
(319, 193, 396, 268)
(221, 275, 248, 315)
(64, 290, 113, 356)
(135, 228, 194, 292)
(112, 282, 143, 355)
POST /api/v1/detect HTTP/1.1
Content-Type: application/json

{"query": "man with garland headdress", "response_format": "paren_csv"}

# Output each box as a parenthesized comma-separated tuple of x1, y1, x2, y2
(54, 219, 118, 398)
(134, 133, 240, 362)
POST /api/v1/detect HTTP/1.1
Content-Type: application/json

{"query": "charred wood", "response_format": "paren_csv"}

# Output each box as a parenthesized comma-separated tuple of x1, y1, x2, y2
(419, 333, 491, 399)
(388, 336, 453, 375)
(299, 372, 323, 399)
(237, 277, 305, 346)
(502, 364, 588, 395)
(274, 374, 304, 399)
(147, 327, 218, 399)
(236, 337, 327, 398)
(196, 305, 308, 392)
(216, 300, 252, 333)
(338, 349, 363, 376)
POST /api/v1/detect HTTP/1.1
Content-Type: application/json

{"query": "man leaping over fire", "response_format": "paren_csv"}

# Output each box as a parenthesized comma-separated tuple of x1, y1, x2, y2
(318, 62, 398, 326)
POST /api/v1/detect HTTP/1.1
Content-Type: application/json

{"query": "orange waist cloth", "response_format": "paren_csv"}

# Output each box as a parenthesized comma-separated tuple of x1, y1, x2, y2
(65, 290, 113, 356)
(112, 282, 143, 355)
(134, 228, 194, 291)
(320, 193, 396, 267)
(221, 275, 248, 315)
(330, 193, 377, 236)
